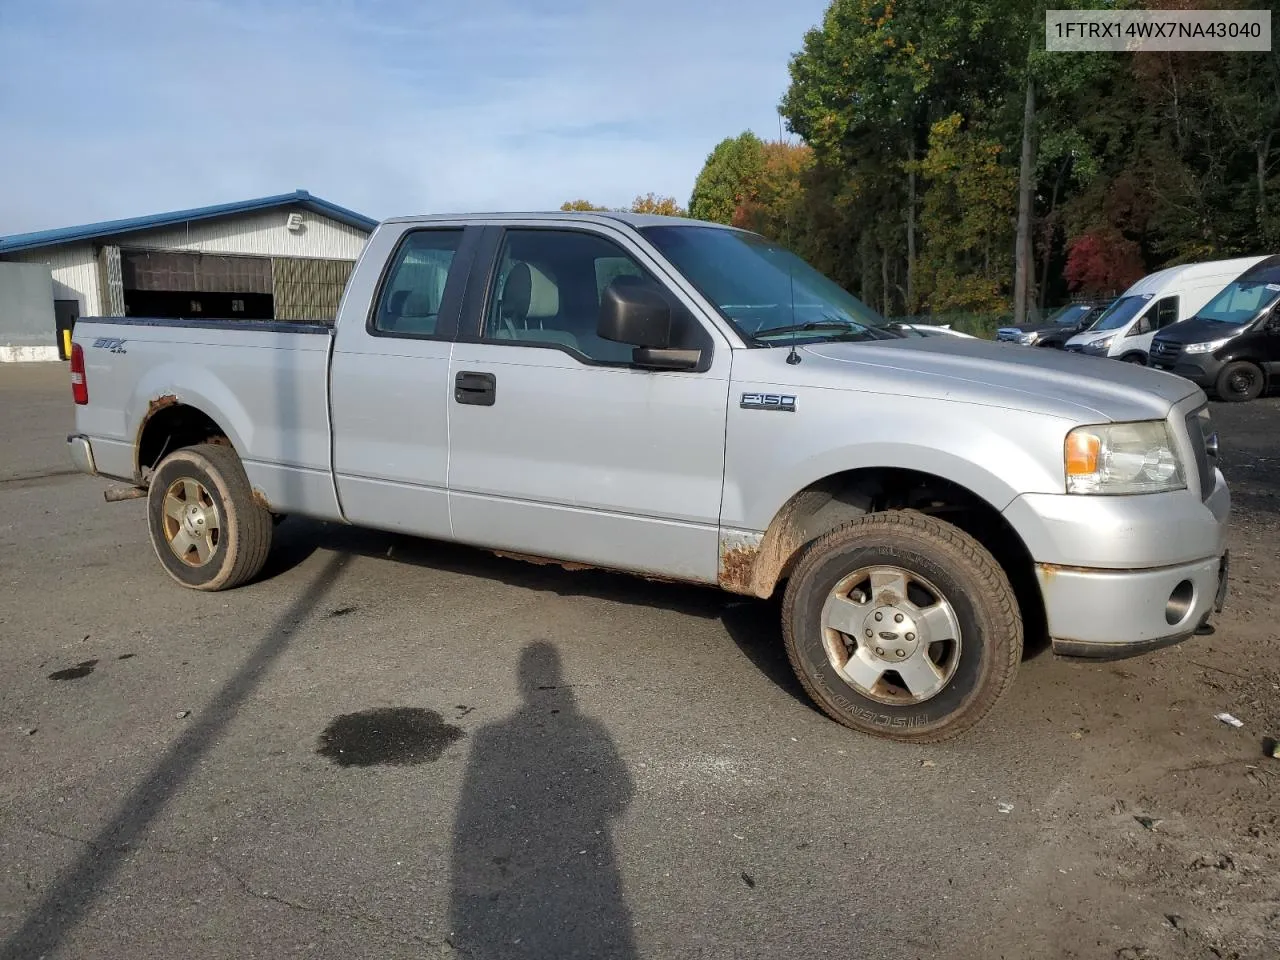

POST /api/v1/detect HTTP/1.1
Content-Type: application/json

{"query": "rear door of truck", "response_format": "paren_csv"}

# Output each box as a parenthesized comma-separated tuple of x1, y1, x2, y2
(328, 223, 485, 539)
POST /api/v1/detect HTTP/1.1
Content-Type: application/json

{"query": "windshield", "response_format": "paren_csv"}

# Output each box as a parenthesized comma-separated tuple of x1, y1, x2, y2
(640, 225, 899, 344)
(1047, 303, 1090, 326)
(1195, 279, 1280, 325)
(1089, 294, 1152, 331)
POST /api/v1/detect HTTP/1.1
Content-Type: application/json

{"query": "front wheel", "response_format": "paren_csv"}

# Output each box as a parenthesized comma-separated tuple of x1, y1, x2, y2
(1215, 361, 1264, 402)
(146, 443, 273, 590)
(781, 511, 1022, 743)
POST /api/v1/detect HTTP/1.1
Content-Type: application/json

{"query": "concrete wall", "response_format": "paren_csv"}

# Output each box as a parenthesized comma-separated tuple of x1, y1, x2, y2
(0, 262, 57, 359)
(7, 244, 103, 316)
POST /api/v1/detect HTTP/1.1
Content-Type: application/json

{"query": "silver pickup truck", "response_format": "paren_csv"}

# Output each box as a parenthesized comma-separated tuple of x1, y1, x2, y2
(66, 212, 1230, 742)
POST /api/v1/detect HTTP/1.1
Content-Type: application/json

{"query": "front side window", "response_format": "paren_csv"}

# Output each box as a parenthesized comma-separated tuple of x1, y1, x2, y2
(482, 230, 647, 364)
(372, 230, 463, 336)
(640, 225, 899, 345)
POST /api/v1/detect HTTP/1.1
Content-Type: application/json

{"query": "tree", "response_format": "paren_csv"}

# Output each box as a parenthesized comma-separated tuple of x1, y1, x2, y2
(629, 193, 687, 217)
(732, 141, 813, 244)
(559, 199, 611, 212)
(689, 133, 766, 224)
(1064, 229, 1145, 297)
(780, 0, 1011, 313)
(914, 113, 1017, 313)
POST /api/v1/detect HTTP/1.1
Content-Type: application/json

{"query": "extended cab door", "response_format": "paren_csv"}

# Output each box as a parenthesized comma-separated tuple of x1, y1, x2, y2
(446, 222, 733, 583)
(329, 224, 481, 538)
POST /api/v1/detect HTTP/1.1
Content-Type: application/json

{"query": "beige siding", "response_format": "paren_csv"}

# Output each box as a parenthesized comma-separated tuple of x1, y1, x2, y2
(112, 207, 368, 260)
(9, 244, 102, 315)
(272, 257, 355, 321)
(3, 206, 369, 319)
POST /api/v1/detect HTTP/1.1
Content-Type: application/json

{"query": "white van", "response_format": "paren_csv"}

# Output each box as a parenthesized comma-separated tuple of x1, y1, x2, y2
(1065, 256, 1269, 362)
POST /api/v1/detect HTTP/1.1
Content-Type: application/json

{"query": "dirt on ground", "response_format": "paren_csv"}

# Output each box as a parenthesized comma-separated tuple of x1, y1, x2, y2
(977, 397, 1280, 960)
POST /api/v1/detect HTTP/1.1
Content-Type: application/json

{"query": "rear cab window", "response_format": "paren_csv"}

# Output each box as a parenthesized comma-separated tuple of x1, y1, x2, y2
(371, 230, 465, 338)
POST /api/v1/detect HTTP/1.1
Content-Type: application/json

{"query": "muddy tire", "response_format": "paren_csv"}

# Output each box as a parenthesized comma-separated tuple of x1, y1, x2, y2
(1215, 361, 1264, 402)
(781, 510, 1022, 743)
(146, 443, 272, 591)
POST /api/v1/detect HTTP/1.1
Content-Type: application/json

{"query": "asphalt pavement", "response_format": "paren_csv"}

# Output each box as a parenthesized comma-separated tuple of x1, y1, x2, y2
(2, 362, 1277, 959)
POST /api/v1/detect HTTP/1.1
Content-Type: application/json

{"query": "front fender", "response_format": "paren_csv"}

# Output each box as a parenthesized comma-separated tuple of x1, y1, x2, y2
(722, 394, 1071, 534)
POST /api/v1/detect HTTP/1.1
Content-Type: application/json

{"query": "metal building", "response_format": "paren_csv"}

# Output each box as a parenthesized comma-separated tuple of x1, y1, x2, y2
(0, 190, 377, 361)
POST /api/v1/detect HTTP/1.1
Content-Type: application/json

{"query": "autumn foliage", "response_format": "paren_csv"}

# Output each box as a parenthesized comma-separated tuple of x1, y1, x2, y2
(1064, 230, 1146, 297)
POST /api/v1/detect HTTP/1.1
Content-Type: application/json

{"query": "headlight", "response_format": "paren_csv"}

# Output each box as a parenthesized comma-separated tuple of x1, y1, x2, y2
(1084, 336, 1114, 352)
(1065, 421, 1185, 494)
(1183, 336, 1234, 354)
(1018, 331, 1040, 345)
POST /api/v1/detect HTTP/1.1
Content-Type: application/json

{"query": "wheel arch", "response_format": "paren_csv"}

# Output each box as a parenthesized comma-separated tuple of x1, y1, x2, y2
(128, 366, 252, 483)
(719, 466, 1047, 651)
(136, 400, 241, 480)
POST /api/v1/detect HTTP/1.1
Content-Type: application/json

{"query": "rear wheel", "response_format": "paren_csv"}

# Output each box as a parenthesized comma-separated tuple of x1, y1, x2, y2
(1215, 361, 1264, 402)
(146, 443, 272, 590)
(781, 511, 1022, 743)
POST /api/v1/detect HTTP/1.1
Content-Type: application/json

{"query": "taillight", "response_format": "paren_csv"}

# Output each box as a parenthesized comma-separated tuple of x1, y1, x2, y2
(70, 342, 88, 405)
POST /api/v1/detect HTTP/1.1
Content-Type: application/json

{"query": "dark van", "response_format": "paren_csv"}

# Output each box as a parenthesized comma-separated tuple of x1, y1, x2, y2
(1149, 255, 1280, 402)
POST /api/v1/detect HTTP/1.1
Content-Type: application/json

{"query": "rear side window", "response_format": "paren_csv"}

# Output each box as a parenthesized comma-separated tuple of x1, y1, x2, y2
(372, 230, 464, 337)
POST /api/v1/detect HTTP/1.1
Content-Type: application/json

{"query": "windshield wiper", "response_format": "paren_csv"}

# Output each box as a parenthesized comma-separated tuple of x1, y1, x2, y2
(754, 320, 858, 339)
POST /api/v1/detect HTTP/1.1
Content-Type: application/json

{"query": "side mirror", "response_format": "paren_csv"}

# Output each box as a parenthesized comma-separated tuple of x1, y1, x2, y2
(599, 275, 700, 370)
(599, 275, 671, 347)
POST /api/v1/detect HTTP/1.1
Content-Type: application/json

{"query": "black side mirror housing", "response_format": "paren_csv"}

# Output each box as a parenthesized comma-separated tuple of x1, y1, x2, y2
(599, 275, 672, 348)
(599, 275, 702, 370)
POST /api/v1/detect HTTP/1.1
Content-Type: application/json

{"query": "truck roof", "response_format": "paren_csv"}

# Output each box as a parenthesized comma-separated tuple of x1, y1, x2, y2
(379, 211, 737, 230)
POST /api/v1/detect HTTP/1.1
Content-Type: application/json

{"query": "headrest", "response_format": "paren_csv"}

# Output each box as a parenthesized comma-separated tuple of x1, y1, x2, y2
(501, 261, 559, 321)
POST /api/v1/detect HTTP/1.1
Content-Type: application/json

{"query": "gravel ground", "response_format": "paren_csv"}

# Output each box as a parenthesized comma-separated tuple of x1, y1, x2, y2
(0, 362, 1276, 960)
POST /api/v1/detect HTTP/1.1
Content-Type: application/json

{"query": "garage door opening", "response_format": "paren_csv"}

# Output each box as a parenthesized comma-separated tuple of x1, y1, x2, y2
(122, 250, 274, 320)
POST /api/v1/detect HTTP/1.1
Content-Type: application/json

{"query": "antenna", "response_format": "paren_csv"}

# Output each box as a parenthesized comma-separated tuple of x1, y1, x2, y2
(786, 263, 801, 364)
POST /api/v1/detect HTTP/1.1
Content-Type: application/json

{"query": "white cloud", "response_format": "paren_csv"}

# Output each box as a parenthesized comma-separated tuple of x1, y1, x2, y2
(0, 0, 826, 233)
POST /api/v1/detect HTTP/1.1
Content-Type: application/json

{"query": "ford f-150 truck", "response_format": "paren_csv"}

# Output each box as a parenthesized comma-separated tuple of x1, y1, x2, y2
(66, 212, 1231, 742)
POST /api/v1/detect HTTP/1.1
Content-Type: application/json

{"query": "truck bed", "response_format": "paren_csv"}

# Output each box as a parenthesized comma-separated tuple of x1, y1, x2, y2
(72, 315, 341, 519)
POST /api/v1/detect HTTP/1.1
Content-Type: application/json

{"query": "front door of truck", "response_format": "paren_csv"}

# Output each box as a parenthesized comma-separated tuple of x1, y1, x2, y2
(329, 225, 481, 539)
(446, 223, 732, 583)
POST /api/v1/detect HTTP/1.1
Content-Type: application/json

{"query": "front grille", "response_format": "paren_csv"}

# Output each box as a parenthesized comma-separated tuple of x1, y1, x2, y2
(1184, 406, 1216, 500)
(1064, 343, 1083, 353)
(1150, 339, 1182, 364)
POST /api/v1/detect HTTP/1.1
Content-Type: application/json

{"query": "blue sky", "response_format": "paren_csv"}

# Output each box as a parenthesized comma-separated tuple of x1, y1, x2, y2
(0, 0, 829, 233)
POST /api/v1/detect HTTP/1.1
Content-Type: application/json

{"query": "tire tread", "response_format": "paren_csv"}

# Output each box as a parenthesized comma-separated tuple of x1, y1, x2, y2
(781, 509, 1022, 743)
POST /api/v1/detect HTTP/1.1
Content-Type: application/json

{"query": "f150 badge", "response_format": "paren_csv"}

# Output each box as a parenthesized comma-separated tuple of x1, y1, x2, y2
(740, 392, 796, 412)
(92, 337, 128, 354)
